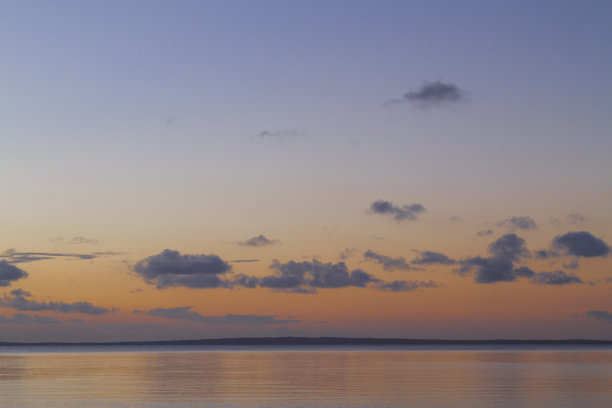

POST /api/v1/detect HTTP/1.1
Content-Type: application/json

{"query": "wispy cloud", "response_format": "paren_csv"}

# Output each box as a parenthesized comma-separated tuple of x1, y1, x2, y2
(135, 306, 301, 326)
(531, 270, 584, 286)
(0, 313, 60, 324)
(0, 248, 118, 264)
(0, 289, 112, 315)
(256, 129, 304, 140)
(376, 280, 440, 292)
(586, 310, 612, 323)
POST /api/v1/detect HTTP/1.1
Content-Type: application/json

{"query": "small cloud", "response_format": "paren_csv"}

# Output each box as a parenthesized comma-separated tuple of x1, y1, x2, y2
(586, 310, 612, 322)
(338, 248, 357, 260)
(562, 259, 579, 270)
(530, 270, 584, 286)
(385, 80, 467, 108)
(134, 249, 233, 289)
(568, 214, 588, 225)
(0, 261, 28, 287)
(411, 251, 456, 265)
(369, 200, 425, 222)
(376, 280, 440, 292)
(238, 235, 279, 247)
(256, 129, 304, 140)
(135, 306, 300, 326)
(534, 249, 559, 260)
(0, 249, 115, 264)
(0, 313, 60, 324)
(231, 259, 260, 263)
(552, 231, 610, 257)
(476, 229, 493, 237)
(364, 250, 413, 271)
(497, 216, 537, 231)
(68, 236, 99, 245)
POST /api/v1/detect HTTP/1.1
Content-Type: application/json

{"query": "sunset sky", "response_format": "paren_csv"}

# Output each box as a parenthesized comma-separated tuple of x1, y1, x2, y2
(1, 0, 611, 342)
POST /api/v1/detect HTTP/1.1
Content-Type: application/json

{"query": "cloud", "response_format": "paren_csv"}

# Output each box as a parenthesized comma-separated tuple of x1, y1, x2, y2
(586, 310, 612, 322)
(0, 313, 60, 324)
(369, 200, 425, 221)
(562, 259, 579, 270)
(238, 235, 279, 247)
(0, 249, 115, 264)
(376, 280, 440, 292)
(68, 236, 99, 245)
(135, 306, 300, 326)
(386, 80, 466, 108)
(534, 249, 559, 259)
(411, 251, 456, 265)
(530, 270, 584, 286)
(476, 229, 493, 237)
(552, 231, 610, 257)
(0, 261, 28, 287)
(364, 250, 413, 271)
(230, 259, 260, 263)
(256, 129, 303, 140)
(497, 216, 537, 231)
(459, 234, 533, 284)
(0, 290, 112, 315)
(253, 260, 379, 293)
(568, 214, 588, 225)
(134, 249, 233, 289)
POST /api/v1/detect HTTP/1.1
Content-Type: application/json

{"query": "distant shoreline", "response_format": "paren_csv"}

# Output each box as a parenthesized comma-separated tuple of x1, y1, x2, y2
(1, 337, 611, 347)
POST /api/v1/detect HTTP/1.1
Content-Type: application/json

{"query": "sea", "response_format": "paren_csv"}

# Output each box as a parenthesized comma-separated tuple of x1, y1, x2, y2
(0, 345, 610, 408)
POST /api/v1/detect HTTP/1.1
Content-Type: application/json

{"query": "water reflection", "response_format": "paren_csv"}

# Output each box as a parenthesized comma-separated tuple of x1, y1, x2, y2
(0, 349, 610, 407)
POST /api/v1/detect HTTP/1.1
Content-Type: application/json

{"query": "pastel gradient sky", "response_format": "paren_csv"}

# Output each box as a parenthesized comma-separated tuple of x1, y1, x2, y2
(1, 0, 611, 342)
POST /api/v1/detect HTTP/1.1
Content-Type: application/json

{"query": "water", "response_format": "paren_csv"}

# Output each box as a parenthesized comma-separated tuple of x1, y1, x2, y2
(0, 346, 610, 407)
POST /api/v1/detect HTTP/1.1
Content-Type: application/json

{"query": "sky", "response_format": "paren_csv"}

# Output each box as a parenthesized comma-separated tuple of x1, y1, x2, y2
(1, 0, 611, 342)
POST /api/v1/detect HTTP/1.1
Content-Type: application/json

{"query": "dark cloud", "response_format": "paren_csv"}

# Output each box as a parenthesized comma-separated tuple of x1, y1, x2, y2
(0, 313, 60, 324)
(476, 229, 493, 237)
(531, 270, 584, 286)
(254, 260, 379, 293)
(364, 250, 413, 271)
(135, 306, 300, 326)
(586, 310, 612, 322)
(0, 290, 112, 315)
(487, 233, 530, 261)
(369, 200, 425, 221)
(459, 234, 532, 284)
(231, 274, 260, 289)
(0, 261, 28, 287)
(534, 249, 559, 259)
(238, 235, 279, 247)
(376, 280, 440, 292)
(497, 216, 537, 231)
(386, 80, 466, 108)
(552, 231, 610, 257)
(134, 249, 233, 289)
(411, 251, 456, 265)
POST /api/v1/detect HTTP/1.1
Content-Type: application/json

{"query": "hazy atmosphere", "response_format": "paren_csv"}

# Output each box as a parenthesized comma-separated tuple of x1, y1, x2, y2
(1, 0, 611, 342)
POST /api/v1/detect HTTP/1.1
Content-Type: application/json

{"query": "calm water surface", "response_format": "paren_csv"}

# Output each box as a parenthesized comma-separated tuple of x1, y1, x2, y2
(0, 347, 610, 408)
